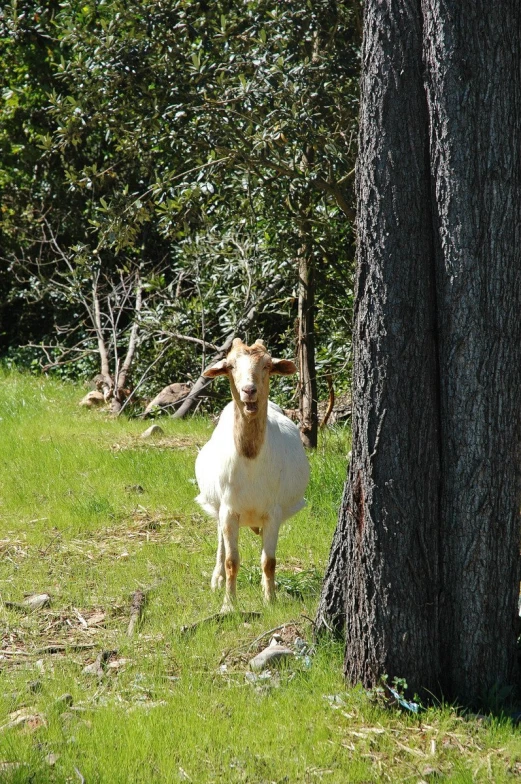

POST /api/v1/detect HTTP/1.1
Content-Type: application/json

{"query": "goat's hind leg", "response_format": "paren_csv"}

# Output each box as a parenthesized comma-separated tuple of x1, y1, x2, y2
(211, 521, 225, 591)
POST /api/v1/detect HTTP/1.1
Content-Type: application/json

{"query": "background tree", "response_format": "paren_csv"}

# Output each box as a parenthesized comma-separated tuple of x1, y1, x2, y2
(1, 0, 361, 428)
(317, 0, 521, 706)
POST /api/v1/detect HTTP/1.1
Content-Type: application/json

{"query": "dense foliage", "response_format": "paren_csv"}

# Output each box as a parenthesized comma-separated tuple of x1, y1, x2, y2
(0, 0, 360, 408)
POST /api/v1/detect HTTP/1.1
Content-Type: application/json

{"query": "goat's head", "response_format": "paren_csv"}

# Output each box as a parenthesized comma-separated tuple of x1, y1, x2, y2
(204, 338, 296, 417)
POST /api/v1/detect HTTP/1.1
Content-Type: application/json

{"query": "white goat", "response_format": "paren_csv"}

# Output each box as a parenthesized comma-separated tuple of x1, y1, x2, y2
(195, 338, 310, 611)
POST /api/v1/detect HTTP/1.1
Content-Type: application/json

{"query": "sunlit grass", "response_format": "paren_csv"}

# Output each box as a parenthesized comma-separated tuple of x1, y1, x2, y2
(0, 370, 520, 782)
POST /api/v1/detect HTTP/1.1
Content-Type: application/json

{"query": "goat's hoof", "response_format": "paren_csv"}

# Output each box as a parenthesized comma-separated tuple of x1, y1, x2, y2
(220, 599, 236, 614)
(211, 573, 225, 591)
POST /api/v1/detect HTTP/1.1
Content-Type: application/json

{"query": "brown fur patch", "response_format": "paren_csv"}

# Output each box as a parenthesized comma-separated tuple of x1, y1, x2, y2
(263, 557, 276, 580)
(225, 557, 239, 578)
(233, 408, 267, 459)
(250, 527, 261, 535)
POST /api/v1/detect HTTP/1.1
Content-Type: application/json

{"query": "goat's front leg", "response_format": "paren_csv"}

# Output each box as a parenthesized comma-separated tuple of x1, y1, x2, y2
(220, 506, 240, 613)
(211, 521, 225, 591)
(261, 517, 281, 603)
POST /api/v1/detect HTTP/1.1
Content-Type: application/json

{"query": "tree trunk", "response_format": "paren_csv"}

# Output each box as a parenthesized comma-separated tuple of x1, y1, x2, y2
(297, 211, 318, 449)
(423, 0, 521, 704)
(318, 0, 521, 705)
(317, 0, 440, 699)
(112, 276, 143, 415)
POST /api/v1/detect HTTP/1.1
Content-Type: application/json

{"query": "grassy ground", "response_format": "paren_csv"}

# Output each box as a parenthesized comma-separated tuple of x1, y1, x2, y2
(0, 370, 521, 783)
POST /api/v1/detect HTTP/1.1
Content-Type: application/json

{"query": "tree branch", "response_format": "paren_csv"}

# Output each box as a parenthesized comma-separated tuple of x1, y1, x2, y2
(117, 273, 143, 392)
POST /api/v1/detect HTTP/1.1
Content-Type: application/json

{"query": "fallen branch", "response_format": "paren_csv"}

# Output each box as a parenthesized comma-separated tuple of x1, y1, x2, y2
(127, 589, 146, 637)
(38, 643, 97, 654)
(0, 643, 97, 658)
(180, 611, 261, 635)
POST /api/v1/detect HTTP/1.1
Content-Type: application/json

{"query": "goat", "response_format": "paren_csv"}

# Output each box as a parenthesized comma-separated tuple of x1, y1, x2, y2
(195, 338, 310, 611)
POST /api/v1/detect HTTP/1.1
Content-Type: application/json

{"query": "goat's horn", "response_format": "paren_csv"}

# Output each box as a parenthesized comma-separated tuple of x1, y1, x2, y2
(232, 337, 243, 348)
(254, 339, 266, 348)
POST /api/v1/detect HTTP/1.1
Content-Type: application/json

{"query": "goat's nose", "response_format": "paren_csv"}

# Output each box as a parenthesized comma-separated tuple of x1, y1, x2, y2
(241, 384, 257, 397)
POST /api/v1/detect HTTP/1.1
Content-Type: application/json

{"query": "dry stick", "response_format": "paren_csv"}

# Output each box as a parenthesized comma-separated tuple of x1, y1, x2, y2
(74, 767, 86, 784)
(38, 643, 98, 654)
(320, 373, 335, 429)
(119, 342, 174, 416)
(300, 612, 317, 628)
(180, 611, 261, 636)
(1, 643, 97, 657)
(127, 589, 146, 637)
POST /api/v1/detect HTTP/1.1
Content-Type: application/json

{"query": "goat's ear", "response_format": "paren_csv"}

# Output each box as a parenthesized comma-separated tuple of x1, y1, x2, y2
(203, 359, 228, 378)
(270, 358, 297, 376)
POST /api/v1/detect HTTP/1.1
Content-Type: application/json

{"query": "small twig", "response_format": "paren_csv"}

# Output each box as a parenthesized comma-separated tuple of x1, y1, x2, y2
(160, 331, 219, 352)
(127, 589, 146, 637)
(118, 342, 171, 415)
(73, 607, 88, 629)
(180, 611, 261, 635)
(320, 373, 335, 429)
(74, 766, 85, 784)
(41, 530, 62, 555)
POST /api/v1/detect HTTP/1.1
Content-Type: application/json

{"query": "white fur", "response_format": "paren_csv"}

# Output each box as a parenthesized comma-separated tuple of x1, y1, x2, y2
(195, 400, 310, 608)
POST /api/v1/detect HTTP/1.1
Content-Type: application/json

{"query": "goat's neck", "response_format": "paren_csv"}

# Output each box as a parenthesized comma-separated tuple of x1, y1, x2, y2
(233, 398, 268, 459)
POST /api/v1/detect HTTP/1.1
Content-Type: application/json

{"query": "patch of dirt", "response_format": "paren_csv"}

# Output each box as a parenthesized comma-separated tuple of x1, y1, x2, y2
(63, 508, 207, 560)
(110, 435, 204, 452)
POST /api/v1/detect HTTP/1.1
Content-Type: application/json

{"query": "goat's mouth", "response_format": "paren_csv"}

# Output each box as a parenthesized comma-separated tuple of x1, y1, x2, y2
(242, 401, 258, 415)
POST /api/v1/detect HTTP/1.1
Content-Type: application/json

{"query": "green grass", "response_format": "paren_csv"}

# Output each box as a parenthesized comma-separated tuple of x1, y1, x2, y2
(0, 370, 521, 782)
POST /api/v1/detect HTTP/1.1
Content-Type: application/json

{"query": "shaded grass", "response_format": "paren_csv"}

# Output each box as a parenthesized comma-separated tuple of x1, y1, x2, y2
(0, 370, 521, 782)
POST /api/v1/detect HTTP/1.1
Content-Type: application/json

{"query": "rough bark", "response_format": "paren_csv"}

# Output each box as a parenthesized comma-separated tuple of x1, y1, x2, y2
(318, 0, 521, 705)
(297, 209, 318, 449)
(317, 0, 441, 698)
(423, 0, 521, 703)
